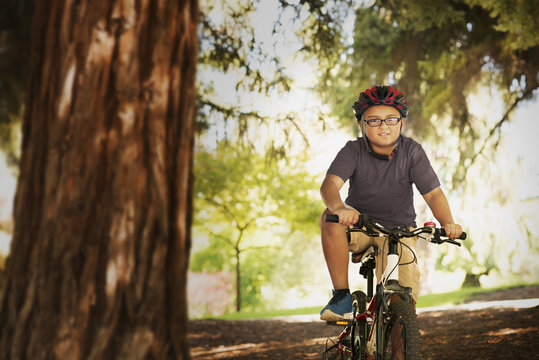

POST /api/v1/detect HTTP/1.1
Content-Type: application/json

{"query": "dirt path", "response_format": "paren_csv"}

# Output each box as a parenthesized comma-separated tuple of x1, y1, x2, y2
(188, 285, 539, 359)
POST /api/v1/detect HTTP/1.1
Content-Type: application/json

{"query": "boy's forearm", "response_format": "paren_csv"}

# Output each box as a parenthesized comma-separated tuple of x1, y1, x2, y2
(321, 182, 345, 212)
(423, 187, 455, 226)
(320, 176, 346, 212)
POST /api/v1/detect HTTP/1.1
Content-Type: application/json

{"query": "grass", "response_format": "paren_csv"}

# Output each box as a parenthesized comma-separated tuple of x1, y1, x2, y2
(201, 282, 539, 321)
(417, 281, 539, 308)
(216, 306, 322, 320)
(415, 287, 488, 308)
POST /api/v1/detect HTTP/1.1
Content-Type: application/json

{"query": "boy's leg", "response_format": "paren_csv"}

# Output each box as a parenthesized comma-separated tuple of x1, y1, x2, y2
(373, 236, 420, 304)
(319, 209, 374, 321)
(319, 209, 361, 321)
(319, 209, 350, 291)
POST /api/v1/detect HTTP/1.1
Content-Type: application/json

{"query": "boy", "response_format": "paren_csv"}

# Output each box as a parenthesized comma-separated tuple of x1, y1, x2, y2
(319, 85, 462, 322)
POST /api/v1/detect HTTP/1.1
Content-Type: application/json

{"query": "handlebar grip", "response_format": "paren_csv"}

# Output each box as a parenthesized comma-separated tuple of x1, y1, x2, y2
(439, 229, 467, 240)
(358, 214, 369, 228)
(325, 214, 339, 223)
(325, 213, 369, 228)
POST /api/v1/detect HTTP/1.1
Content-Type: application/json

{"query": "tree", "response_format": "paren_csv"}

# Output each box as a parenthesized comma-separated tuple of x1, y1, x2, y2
(192, 142, 320, 312)
(196, 0, 354, 153)
(313, 0, 538, 182)
(191, 0, 352, 312)
(0, 1, 197, 358)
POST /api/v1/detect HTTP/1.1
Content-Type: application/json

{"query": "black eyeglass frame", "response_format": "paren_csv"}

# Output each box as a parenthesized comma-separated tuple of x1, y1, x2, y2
(362, 116, 402, 127)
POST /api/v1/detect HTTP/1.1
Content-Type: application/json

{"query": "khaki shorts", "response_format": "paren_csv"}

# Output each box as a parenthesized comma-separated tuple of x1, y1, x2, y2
(349, 229, 420, 303)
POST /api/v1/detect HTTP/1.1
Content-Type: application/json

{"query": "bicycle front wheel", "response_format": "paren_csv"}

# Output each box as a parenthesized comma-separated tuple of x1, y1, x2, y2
(378, 299, 420, 360)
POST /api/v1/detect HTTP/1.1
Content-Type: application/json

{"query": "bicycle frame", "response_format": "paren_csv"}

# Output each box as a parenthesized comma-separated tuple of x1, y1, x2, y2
(328, 237, 415, 359)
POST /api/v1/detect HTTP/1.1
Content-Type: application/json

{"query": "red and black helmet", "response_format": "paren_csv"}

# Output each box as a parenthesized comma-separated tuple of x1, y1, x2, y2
(353, 85, 408, 121)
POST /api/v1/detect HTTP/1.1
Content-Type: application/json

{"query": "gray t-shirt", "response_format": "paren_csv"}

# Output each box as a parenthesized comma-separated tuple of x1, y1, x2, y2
(327, 136, 440, 228)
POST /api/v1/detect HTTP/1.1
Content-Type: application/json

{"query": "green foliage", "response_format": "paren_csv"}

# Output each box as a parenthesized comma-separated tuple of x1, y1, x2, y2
(194, 142, 320, 229)
(0, 0, 34, 168)
(197, 0, 354, 152)
(313, 0, 539, 187)
(238, 247, 280, 311)
(192, 142, 322, 311)
(468, 0, 539, 51)
(190, 236, 234, 273)
(197, 0, 293, 146)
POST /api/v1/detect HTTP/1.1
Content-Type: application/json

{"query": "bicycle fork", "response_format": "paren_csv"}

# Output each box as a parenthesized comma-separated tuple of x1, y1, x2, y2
(371, 236, 413, 357)
(380, 235, 413, 301)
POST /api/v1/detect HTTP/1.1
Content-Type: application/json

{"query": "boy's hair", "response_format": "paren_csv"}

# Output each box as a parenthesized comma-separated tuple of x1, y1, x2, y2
(353, 85, 408, 121)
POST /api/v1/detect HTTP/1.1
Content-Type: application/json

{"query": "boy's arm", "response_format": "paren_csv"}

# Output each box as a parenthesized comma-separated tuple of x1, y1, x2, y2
(320, 174, 359, 226)
(422, 186, 463, 239)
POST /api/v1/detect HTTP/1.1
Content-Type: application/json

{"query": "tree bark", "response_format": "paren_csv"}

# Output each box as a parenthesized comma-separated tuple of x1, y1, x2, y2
(0, 0, 197, 359)
(235, 247, 241, 312)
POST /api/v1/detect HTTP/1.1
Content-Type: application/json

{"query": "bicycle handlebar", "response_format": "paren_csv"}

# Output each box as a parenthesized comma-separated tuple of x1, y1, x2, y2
(325, 214, 466, 245)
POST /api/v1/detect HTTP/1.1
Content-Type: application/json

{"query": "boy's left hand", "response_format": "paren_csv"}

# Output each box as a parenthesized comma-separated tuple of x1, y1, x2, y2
(442, 223, 463, 240)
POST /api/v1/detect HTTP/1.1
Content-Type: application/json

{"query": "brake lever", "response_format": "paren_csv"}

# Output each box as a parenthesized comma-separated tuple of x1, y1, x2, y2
(444, 238, 462, 247)
(429, 235, 461, 246)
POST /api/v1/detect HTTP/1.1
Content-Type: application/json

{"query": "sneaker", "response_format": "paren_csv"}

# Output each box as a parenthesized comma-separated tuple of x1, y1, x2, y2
(320, 290, 353, 321)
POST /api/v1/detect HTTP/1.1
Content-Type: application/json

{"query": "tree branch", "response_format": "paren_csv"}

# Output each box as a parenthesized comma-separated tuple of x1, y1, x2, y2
(464, 86, 538, 173)
(209, 231, 235, 248)
(241, 245, 281, 252)
(203, 196, 242, 227)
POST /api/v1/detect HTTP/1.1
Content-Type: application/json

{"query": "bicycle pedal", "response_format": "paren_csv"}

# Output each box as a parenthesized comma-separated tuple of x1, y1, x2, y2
(326, 320, 352, 326)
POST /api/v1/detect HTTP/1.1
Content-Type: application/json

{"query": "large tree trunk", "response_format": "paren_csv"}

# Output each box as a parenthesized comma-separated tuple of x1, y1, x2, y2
(0, 0, 197, 359)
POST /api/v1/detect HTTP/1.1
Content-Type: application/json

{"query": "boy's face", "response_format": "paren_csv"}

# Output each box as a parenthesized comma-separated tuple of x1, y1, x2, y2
(362, 105, 405, 155)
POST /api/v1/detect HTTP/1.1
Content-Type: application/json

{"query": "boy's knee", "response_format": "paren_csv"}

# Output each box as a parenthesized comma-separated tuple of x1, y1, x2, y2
(320, 210, 348, 241)
(321, 220, 345, 239)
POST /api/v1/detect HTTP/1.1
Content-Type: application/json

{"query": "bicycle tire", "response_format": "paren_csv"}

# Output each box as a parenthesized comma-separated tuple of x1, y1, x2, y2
(351, 291, 368, 360)
(377, 298, 420, 360)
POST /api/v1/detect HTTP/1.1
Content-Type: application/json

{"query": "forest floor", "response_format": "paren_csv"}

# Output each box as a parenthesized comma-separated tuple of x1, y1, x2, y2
(188, 285, 539, 359)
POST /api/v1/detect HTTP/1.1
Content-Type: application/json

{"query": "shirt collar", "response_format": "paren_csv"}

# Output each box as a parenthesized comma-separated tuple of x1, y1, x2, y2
(363, 135, 401, 161)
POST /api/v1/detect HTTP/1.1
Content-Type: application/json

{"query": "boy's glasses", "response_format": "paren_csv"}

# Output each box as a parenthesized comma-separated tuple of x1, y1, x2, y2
(363, 117, 402, 127)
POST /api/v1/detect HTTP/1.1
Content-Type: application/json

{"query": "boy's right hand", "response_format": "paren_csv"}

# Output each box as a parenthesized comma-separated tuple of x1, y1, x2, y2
(331, 207, 360, 227)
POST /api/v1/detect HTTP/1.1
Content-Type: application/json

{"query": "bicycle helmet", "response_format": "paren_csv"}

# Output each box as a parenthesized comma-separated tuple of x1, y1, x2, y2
(353, 85, 408, 121)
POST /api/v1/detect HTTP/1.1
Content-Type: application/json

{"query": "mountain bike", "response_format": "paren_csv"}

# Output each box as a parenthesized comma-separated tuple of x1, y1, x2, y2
(322, 214, 466, 360)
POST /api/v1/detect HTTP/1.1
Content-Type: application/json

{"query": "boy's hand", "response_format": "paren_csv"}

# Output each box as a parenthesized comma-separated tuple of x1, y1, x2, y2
(442, 223, 463, 240)
(332, 207, 360, 227)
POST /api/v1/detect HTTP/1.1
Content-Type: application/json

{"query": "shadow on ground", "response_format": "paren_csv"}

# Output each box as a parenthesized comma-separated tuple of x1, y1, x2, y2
(189, 285, 539, 359)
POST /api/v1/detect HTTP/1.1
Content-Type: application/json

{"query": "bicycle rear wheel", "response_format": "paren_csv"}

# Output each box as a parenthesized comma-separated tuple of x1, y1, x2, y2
(351, 291, 367, 360)
(378, 298, 420, 360)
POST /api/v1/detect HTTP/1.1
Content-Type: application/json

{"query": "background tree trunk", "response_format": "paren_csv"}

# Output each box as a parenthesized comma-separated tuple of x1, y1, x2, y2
(0, 0, 197, 358)
(235, 248, 241, 312)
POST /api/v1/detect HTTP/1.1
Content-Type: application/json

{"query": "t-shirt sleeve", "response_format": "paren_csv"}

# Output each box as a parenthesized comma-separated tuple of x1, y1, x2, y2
(410, 145, 441, 195)
(326, 140, 358, 182)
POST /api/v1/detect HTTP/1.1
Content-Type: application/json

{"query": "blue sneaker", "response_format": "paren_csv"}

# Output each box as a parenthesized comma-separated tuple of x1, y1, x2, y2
(320, 290, 353, 321)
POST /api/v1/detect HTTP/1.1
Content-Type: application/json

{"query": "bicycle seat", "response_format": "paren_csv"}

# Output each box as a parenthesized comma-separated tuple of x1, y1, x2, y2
(351, 246, 377, 264)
